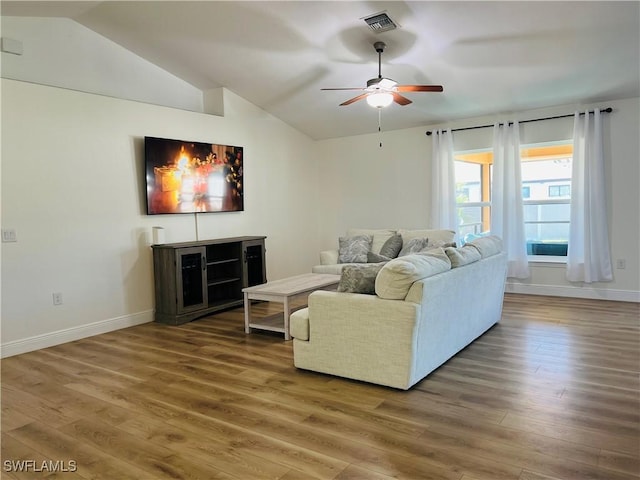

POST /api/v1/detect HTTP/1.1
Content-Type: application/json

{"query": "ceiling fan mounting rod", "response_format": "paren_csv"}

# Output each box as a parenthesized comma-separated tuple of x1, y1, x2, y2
(374, 41, 385, 79)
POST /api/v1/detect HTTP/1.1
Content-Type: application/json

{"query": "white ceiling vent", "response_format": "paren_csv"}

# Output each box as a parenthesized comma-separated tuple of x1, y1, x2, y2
(362, 12, 398, 33)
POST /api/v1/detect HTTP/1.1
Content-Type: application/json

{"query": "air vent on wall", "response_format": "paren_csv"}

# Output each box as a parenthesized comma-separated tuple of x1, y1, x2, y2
(362, 12, 398, 33)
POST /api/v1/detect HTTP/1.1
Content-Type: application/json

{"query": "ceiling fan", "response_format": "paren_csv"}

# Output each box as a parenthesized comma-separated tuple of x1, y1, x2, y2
(322, 41, 443, 108)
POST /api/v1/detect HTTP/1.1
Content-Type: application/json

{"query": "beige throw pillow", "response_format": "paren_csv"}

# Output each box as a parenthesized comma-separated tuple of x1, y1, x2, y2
(375, 248, 451, 300)
(445, 245, 482, 267)
(467, 235, 503, 258)
(398, 229, 455, 245)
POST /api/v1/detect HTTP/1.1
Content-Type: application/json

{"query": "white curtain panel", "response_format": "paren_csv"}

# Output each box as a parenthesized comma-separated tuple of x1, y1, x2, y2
(430, 129, 458, 239)
(566, 109, 613, 283)
(491, 122, 530, 279)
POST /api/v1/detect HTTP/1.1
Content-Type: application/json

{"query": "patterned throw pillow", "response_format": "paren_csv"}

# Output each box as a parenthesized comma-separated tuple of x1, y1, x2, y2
(379, 233, 403, 258)
(338, 235, 372, 263)
(338, 263, 385, 294)
(398, 237, 429, 257)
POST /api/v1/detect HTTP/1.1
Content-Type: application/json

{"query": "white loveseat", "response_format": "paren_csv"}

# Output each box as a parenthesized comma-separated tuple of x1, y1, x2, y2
(292, 236, 508, 390)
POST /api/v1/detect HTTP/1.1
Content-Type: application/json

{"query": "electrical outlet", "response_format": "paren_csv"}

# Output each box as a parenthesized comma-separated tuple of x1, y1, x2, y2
(1, 228, 17, 242)
(52, 293, 63, 305)
(616, 259, 626, 270)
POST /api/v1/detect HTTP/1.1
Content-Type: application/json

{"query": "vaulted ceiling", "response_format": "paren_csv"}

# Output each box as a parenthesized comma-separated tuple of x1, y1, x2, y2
(3, 1, 639, 140)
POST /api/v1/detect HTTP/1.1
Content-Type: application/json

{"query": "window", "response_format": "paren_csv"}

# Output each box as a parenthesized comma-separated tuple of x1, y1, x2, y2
(454, 152, 491, 240)
(455, 142, 573, 258)
(548, 184, 571, 197)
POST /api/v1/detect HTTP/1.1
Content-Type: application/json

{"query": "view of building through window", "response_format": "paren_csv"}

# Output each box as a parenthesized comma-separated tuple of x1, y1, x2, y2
(454, 142, 572, 257)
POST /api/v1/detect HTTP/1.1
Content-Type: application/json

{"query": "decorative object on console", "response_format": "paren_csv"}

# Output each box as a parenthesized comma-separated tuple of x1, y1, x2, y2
(152, 226, 166, 245)
(145, 136, 243, 215)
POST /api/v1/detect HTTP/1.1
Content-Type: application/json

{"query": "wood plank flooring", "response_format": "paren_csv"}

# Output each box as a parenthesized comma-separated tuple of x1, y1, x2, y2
(1, 293, 638, 479)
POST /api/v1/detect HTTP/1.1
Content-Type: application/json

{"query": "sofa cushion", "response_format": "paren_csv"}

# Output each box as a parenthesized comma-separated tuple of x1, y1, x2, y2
(347, 229, 396, 255)
(379, 233, 403, 258)
(445, 245, 482, 267)
(398, 237, 429, 256)
(312, 264, 347, 275)
(398, 229, 456, 245)
(375, 248, 452, 300)
(338, 263, 385, 295)
(467, 235, 503, 258)
(338, 235, 372, 263)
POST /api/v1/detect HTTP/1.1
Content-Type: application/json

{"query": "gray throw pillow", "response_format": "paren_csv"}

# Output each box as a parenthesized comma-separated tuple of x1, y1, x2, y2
(379, 233, 403, 258)
(367, 251, 392, 263)
(338, 235, 372, 263)
(338, 263, 385, 294)
(398, 237, 429, 257)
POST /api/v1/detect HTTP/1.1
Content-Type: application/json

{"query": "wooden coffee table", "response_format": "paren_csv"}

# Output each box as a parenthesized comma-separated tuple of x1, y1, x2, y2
(243, 273, 340, 340)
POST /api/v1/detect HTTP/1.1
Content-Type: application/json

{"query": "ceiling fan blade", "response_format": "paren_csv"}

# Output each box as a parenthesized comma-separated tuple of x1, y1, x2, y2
(396, 85, 444, 93)
(340, 93, 370, 106)
(321, 87, 366, 91)
(393, 93, 412, 106)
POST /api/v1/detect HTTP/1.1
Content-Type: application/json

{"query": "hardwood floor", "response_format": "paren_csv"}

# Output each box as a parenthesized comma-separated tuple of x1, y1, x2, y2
(1, 294, 638, 480)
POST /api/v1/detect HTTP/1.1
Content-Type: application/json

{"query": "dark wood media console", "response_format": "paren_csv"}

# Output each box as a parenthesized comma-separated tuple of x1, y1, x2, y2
(152, 236, 266, 325)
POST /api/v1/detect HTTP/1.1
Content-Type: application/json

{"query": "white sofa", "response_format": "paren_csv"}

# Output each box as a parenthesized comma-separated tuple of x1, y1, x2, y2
(312, 228, 457, 275)
(292, 236, 508, 390)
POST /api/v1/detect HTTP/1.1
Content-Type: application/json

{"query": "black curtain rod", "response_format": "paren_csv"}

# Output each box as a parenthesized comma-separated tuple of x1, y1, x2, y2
(425, 107, 613, 136)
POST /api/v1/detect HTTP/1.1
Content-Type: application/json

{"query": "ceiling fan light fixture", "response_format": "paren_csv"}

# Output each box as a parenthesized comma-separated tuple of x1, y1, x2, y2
(367, 92, 393, 108)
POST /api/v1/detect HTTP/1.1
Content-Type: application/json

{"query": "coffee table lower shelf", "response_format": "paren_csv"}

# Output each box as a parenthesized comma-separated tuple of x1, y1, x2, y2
(242, 273, 341, 340)
(246, 308, 304, 336)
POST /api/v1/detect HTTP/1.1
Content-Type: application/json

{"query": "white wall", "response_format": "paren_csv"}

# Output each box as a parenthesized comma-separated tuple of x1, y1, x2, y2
(1, 16, 203, 112)
(317, 97, 640, 302)
(0, 79, 321, 356)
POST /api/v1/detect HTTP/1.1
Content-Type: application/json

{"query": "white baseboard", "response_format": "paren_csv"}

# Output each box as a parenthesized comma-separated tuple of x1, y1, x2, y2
(505, 282, 640, 303)
(0, 310, 154, 358)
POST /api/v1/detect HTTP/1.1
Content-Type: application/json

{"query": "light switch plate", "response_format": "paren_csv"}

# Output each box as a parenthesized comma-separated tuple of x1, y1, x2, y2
(1, 229, 17, 242)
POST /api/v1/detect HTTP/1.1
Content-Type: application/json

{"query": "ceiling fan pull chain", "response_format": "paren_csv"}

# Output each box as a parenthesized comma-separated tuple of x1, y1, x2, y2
(378, 109, 383, 148)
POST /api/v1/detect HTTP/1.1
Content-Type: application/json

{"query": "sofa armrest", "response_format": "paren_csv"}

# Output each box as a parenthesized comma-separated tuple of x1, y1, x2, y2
(294, 290, 420, 389)
(308, 291, 419, 336)
(290, 307, 310, 341)
(319, 249, 339, 265)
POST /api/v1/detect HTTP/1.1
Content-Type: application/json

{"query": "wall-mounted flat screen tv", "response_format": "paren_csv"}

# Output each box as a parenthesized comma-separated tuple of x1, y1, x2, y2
(145, 136, 243, 215)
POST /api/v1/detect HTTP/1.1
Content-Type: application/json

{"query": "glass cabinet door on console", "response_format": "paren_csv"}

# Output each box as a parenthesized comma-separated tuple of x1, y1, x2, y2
(176, 246, 207, 313)
(243, 239, 267, 288)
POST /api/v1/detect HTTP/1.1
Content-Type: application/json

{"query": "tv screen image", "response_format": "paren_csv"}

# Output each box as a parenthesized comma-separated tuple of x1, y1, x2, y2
(145, 136, 243, 215)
